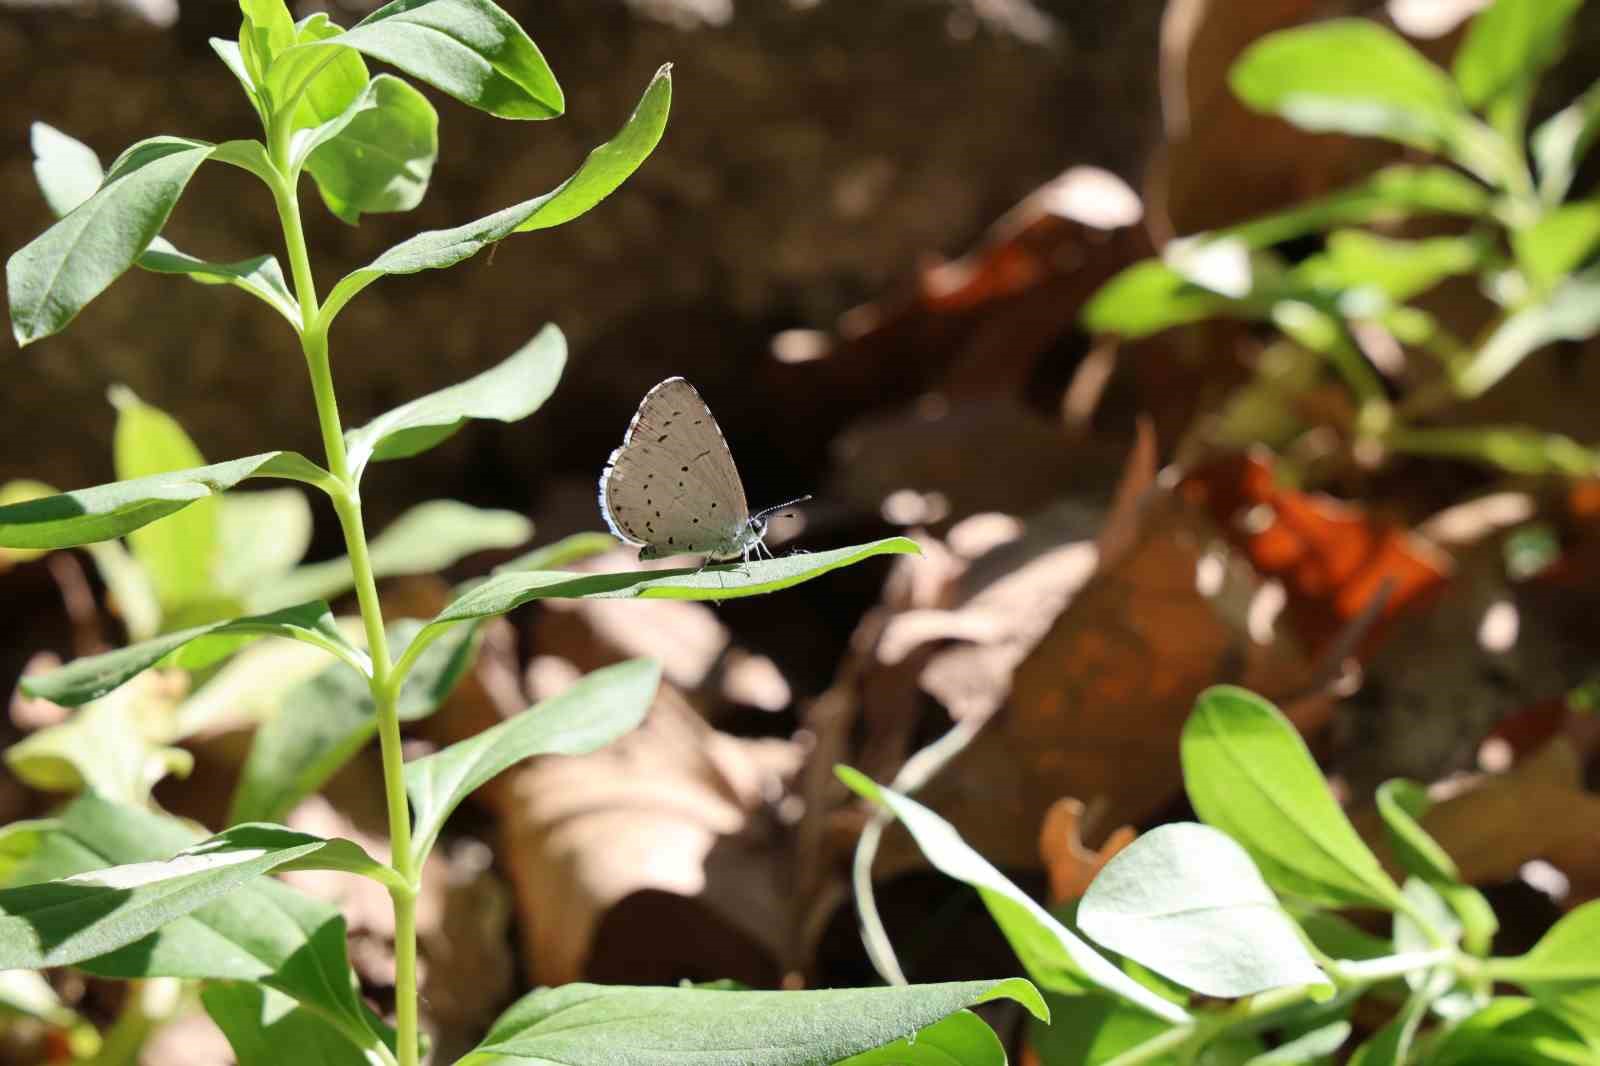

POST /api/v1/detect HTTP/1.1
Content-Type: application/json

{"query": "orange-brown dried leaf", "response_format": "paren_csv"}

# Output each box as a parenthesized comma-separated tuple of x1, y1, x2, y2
(1039, 797, 1137, 905)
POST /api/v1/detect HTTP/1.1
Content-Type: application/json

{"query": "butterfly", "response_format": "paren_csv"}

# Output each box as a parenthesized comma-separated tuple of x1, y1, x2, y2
(599, 377, 808, 563)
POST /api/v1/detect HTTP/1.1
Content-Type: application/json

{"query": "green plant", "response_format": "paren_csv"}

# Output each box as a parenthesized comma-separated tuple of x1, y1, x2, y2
(842, 685, 1600, 1064)
(1086, 0, 1600, 478)
(0, 2, 1043, 1062)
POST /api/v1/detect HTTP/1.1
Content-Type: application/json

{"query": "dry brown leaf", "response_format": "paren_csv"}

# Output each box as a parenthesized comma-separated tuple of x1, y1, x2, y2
(1039, 797, 1137, 905)
(495, 682, 804, 985)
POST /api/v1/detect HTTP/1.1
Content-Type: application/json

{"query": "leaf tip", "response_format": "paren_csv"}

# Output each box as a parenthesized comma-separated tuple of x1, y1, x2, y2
(834, 764, 880, 802)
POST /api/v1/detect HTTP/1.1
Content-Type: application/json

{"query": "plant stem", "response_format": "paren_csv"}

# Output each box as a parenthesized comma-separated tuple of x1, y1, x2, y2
(272, 156, 420, 1066)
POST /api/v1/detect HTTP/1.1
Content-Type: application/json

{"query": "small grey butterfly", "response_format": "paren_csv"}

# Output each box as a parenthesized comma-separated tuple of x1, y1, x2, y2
(599, 377, 808, 563)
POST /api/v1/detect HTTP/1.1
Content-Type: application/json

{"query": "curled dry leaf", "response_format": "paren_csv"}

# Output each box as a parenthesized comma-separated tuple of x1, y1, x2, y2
(1039, 797, 1138, 906)
(496, 681, 805, 985)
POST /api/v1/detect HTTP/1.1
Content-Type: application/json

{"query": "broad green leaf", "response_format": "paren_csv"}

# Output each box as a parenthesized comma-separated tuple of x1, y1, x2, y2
(5, 681, 192, 805)
(1495, 900, 1600, 1039)
(112, 386, 220, 613)
(1293, 231, 1482, 307)
(8, 131, 287, 344)
(1028, 994, 1180, 1066)
(0, 451, 331, 551)
(20, 601, 359, 707)
(1083, 259, 1236, 337)
(1078, 823, 1327, 998)
(834, 1010, 1004, 1066)
(283, 13, 370, 135)
(303, 74, 437, 224)
(321, 65, 670, 320)
(1221, 165, 1492, 249)
(1459, 266, 1600, 396)
(1534, 80, 1600, 204)
(216, 488, 314, 597)
(1513, 202, 1600, 292)
(30, 121, 104, 217)
(1453, 0, 1582, 109)
(248, 500, 533, 613)
(1244, 1021, 1350, 1065)
(458, 980, 1046, 1066)
(185, 823, 400, 892)
(0, 837, 323, 971)
(1182, 686, 1404, 911)
(837, 768, 1189, 1024)
(3, 794, 384, 1054)
(405, 658, 659, 866)
(229, 619, 478, 825)
(493, 531, 619, 574)
(239, 0, 297, 88)
(345, 324, 565, 478)
(0, 480, 55, 566)
(1376, 780, 1498, 955)
(1428, 998, 1596, 1066)
(428, 538, 920, 632)
(203, 983, 379, 1066)
(1230, 20, 1466, 151)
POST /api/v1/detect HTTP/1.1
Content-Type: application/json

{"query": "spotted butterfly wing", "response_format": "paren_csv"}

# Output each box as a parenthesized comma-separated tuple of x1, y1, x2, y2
(599, 377, 753, 559)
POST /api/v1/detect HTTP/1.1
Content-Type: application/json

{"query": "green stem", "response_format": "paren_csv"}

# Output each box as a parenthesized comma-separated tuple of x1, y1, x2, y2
(271, 150, 420, 1066)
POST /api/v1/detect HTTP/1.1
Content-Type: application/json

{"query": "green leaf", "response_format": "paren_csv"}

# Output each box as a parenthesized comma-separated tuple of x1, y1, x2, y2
(322, 65, 670, 320)
(1182, 686, 1404, 911)
(1513, 202, 1600, 292)
(5, 686, 192, 805)
(1078, 823, 1327, 998)
(1534, 80, 1600, 204)
(457, 980, 1046, 1066)
(303, 74, 437, 225)
(1028, 993, 1180, 1066)
(185, 823, 400, 892)
(3, 794, 385, 1054)
(282, 12, 370, 136)
(429, 538, 920, 630)
(834, 1010, 1004, 1066)
(1082, 259, 1237, 338)
(1347, 982, 1434, 1066)
(0, 451, 331, 551)
(1293, 231, 1483, 307)
(215, 488, 314, 597)
(1375, 780, 1498, 955)
(1496, 900, 1600, 1040)
(238, 0, 297, 89)
(229, 619, 477, 825)
(20, 601, 359, 707)
(1453, 0, 1582, 109)
(248, 500, 533, 613)
(81, 539, 163, 642)
(203, 983, 379, 1066)
(837, 768, 1189, 1024)
(345, 324, 565, 478)
(405, 658, 659, 867)
(0, 820, 60, 888)
(1243, 1021, 1351, 1066)
(111, 386, 220, 614)
(493, 531, 619, 574)
(1221, 165, 1491, 249)
(1458, 266, 1600, 396)
(1428, 998, 1597, 1066)
(26, 123, 300, 326)
(1230, 20, 1466, 151)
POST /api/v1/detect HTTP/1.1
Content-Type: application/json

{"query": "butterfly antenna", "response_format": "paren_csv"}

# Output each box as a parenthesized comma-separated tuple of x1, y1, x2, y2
(752, 494, 813, 521)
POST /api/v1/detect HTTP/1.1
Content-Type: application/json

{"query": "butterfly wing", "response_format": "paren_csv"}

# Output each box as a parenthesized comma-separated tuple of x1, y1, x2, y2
(599, 377, 752, 557)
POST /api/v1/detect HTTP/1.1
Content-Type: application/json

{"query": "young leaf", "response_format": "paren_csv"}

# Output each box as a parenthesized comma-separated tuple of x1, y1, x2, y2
(1182, 686, 1405, 911)
(1082, 259, 1236, 338)
(1458, 266, 1600, 396)
(183, 824, 401, 892)
(320, 65, 670, 321)
(5, 794, 386, 1053)
(215, 488, 314, 597)
(1495, 900, 1600, 1039)
(1533, 79, 1600, 204)
(238, 0, 297, 88)
(1347, 980, 1436, 1066)
(203, 983, 383, 1066)
(457, 980, 1046, 1066)
(1244, 1021, 1352, 1065)
(1222, 165, 1491, 249)
(1376, 780, 1499, 955)
(112, 386, 221, 614)
(1230, 20, 1466, 151)
(833, 1010, 1004, 1066)
(1294, 231, 1483, 306)
(248, 499, 533, 612)
(229, 619, 478, 825)
(405, 658, 660, 866)
(1453, 0, 1583, 109)
(1078, 823, 1327, 998)
(1512, 202, 1600, 293)
(303, 74, 438, 225)
(344, 324, 566, 478)
(282, 12, 370, 136)
(0, 451, 331, 551)
(20, 601, 359, 707)
(5, 684, 193, 805)
(29, 121, 104, 217)
(837, 768, 1190, 1024)
(1428, 998, 1595, 1066)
